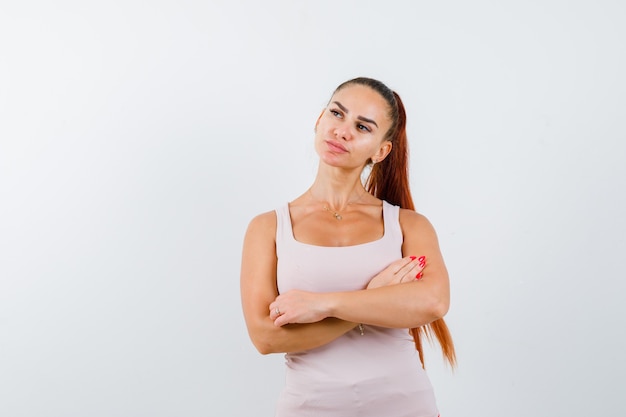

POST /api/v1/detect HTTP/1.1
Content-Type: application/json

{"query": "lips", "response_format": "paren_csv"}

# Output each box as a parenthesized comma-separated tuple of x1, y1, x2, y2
(326, 140, 348, 153)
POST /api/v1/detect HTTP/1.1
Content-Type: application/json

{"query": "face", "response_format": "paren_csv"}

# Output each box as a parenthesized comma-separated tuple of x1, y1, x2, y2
(314, 84, 393, 170)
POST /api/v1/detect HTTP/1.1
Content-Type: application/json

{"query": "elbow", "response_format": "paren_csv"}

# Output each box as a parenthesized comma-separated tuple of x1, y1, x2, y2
(250, 335, 272, 355)
(254, 339, 279, 355)
(245, 318, 285, 355)
(250, 332, 280, 355)
(255, 343, 273, 355)
(424, 286, 450, 321)
(431, 298, 449, 320)
(416, 295, 449, 324)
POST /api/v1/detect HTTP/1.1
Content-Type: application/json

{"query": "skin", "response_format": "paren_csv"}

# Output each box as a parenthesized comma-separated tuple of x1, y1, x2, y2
(240, 84, 450, 354)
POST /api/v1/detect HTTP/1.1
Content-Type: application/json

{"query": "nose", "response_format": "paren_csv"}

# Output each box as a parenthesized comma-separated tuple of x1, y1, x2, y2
(334, 124, 352, 141)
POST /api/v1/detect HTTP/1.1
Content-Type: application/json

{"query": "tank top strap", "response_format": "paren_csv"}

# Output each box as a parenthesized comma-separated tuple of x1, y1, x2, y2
(274, 204, 292, 257)
(382, 200, 403, 246)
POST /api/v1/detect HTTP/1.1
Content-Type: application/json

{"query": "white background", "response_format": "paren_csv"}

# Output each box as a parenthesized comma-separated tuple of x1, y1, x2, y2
(1, 1, 625, 416)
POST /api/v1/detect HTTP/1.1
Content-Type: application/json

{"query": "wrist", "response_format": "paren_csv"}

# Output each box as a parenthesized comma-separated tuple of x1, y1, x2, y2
(324, 292, 341, 318)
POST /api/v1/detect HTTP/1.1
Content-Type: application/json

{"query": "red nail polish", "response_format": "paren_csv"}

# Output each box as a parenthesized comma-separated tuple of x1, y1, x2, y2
(415, 272, 423, 280)
(410, 256, 417, 260)
(418, 256, 426, 262)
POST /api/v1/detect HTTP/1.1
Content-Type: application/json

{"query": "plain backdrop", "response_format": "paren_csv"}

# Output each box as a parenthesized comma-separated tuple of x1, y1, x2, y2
(1, 1, 625, 416)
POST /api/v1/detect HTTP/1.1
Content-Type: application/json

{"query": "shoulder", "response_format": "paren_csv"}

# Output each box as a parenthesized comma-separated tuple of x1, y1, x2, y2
(246, 210, 277, 237)
(242, 210, 278, 267)
(398, 208, 438, 240)
(399, 208, 432, 228)
(242, 210, 278, 258)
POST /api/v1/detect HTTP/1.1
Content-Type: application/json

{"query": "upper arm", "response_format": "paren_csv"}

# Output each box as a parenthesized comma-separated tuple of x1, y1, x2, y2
(240, 211, 357, 353)
(240, 211, 279, 340)
(399, 209, 450, 311)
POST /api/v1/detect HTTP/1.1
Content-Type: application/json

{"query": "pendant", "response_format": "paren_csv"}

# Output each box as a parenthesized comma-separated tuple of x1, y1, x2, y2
(324, 205, 342, 220)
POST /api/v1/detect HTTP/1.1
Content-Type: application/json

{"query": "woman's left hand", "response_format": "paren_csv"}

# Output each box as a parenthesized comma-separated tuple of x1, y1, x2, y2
(269, 290, 329, 327)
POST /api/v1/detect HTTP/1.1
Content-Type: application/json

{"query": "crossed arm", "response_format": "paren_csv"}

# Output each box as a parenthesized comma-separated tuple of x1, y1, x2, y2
(239, 209, 449, 355)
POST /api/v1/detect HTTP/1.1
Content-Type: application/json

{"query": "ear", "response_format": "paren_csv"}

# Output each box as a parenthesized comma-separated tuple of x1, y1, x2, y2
(372, 141, 393, 163)
(314, 109, 325, 132)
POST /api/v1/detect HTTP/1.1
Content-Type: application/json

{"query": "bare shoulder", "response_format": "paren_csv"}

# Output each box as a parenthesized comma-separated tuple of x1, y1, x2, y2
(398, 209, 439, 242)
(245, 210, 277, 239)
(399, 208, 435, 230)
(242, 210, 278, 273)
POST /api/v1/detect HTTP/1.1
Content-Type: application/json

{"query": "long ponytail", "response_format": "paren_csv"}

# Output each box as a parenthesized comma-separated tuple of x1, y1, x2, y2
(335, 78, 456, 368)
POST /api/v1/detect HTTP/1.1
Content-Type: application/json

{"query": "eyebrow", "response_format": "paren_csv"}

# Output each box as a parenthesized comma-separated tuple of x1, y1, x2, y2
(332, 101, 379, 128)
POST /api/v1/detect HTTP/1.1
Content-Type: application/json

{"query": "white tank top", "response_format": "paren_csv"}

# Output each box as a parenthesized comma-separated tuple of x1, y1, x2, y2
(274, 200, 438, 417)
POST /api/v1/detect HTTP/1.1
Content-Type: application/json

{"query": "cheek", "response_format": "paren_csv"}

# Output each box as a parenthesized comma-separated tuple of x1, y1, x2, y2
(313, 130, 326, 154)
(316, 116, 332, 132)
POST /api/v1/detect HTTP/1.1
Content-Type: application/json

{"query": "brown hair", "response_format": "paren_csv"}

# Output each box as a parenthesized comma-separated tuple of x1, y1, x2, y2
(333, 77, 456, 368)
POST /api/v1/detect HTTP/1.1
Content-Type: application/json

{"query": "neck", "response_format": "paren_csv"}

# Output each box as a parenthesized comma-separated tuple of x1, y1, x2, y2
(309, 164, 367, 210)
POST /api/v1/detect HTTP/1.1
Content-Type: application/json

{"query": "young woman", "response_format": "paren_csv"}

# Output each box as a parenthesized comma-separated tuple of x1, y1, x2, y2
(240, 77, 455, 416)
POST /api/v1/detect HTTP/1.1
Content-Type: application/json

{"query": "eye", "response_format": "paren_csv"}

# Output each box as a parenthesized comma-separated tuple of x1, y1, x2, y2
(329, 109, 342, 118)
(357, 123, 371, 133)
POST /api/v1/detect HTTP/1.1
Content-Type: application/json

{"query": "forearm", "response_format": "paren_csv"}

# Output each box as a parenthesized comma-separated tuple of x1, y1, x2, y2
(327, 280, 449, 328)
(247, 316, 356, 354)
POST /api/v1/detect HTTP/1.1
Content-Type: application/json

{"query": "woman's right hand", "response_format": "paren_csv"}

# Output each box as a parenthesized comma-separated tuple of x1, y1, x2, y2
(366, 256, 426, 290)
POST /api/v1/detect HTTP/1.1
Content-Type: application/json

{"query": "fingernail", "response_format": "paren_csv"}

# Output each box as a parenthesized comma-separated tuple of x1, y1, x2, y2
(418, 256, 426, 262)
(410, 256, 417, 260)
(415, 272, 423, 280)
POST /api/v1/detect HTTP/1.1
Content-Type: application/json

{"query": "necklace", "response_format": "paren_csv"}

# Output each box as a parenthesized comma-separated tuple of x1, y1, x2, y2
(309, 187, 367, 221)
(323, 205, 343, 220)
